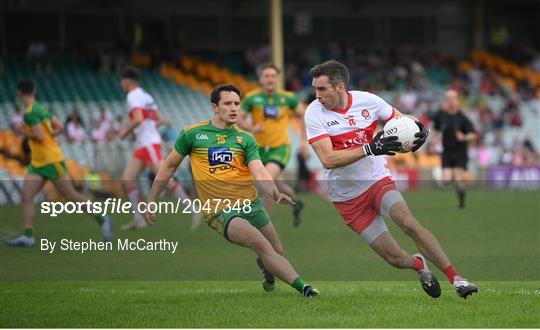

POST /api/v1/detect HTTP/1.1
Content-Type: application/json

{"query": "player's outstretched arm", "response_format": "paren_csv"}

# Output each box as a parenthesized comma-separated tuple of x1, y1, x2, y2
(456, 131, 477, 142)
(21, 122, 45, 142)
(295, 103, 309, 156)
(155, 109, 166, 128)
(311, 133, 401, 169)
(145, 150, 184, 224)
(310, 137, 365, 169)
(237, 111, 264, 133)
(50, 116, 64, 136)
(236, 111, 253, 131)
(247, 159, 294, 205)
(119, 108, 143, 139)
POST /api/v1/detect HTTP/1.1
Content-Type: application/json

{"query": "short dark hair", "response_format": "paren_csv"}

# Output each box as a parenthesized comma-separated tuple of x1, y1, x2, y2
(210, 84, 241, 105)
(309, 59, 349, 87)
(121, 66, 140, 81)
(257, 62, 280, 76)
(17, 79, 35, 95)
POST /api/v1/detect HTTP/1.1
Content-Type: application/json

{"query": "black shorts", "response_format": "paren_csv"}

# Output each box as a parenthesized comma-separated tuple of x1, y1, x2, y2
(442, 150, 468, 169)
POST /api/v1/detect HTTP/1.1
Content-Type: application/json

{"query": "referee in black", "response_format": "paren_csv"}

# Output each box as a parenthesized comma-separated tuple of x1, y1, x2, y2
(432, 90, 477, 208)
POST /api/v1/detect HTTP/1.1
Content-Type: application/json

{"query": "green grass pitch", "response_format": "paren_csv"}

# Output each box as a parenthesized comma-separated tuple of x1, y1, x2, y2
(1, 189, 539, 327)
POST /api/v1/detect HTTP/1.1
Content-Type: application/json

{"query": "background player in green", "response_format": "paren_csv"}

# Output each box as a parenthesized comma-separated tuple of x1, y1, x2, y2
(238, 63, 307, 227)
(5, 80, 113, 247)
(144, 84, 319, 297)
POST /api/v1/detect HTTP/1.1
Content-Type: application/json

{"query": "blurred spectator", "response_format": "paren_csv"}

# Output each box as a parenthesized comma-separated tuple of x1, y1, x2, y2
(502, 94, 523, 127)
(10, 106, 24, 134)
(99, 50, 113, 74)
(500, 148, 514, 165)
(474, 138, 492, 168)
(396, 86, 418, 113)
(91, 106, 114, 143)
(162, 121, 178, 142)
(27, 41, 47, 59)
(523, 137, 539, 164)
(27, 40, 50, 75)
(532, 89, 540, 114)
(10, 105, 31, 164)
(65, 111, 87, 144)
(112, 115, 127, 139)
(245, 45, 272, 72)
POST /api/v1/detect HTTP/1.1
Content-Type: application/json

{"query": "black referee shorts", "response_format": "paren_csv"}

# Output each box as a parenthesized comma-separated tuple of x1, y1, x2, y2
(442, 149, 468, 169)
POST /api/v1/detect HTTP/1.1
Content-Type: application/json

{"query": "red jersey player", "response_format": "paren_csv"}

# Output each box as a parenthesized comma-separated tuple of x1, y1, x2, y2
(305, 60, 477, 299)
(119, 66, 196, 230)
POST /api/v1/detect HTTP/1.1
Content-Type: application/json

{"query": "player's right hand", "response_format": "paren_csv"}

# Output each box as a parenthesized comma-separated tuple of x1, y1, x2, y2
(118, 128, 127, 140)
(252, 123, 264, 133)
(412, 121, 429, 152)
(272, 190, 295, 205)
(144, 210, 157, 225)
(455, 131, 466, 142)
(363, 131, 402, 156)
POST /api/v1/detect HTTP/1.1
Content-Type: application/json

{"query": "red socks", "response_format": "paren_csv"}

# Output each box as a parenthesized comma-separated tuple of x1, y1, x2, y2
(443, 265, 460, 284)
(414, 258, 461, 285)
(412, 256, 424, 271)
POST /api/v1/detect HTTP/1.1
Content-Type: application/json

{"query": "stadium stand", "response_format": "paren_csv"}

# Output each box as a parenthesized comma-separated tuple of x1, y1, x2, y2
(0, 59, 215, 203)
(1, 48, 539, 203)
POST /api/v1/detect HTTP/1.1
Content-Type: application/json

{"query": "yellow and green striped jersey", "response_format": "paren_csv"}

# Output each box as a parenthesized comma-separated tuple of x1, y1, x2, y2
(174, 120, 260, 216)
(241, 89, 299, 148)
(23, 102, 64, 167)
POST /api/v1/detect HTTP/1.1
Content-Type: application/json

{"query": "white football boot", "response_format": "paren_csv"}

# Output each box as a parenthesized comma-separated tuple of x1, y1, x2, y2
(5, 235, 35, 247)
(413, 253, 441, 298)
(453, 276, 478, 299)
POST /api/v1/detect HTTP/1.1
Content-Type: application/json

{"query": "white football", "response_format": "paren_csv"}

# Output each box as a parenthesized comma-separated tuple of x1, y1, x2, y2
(383, 116, 420, 153)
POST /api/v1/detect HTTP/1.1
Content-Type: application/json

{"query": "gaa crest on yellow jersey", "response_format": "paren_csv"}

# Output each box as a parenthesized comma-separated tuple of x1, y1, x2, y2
(217, 134, 227, 144)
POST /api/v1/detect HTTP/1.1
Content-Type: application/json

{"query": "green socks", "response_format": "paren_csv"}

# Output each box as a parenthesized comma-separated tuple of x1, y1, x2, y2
(94, 215, 105, 225)
(23, 228, 33, 237)
(292, 277, 307, 294)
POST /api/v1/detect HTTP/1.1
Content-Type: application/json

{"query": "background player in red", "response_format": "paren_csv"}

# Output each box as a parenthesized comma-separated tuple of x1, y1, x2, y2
(119, 66, 196, 230)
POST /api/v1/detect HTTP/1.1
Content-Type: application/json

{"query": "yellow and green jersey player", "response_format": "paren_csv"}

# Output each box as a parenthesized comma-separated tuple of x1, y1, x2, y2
(145, 84, 319, 297)
(5, 80, 112, 248)
(238, 63, 308, 226)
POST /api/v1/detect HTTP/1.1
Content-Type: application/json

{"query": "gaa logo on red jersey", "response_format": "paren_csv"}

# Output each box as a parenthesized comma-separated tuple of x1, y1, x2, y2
(326, 120, 339, 127)
(345, 115, 356, 126)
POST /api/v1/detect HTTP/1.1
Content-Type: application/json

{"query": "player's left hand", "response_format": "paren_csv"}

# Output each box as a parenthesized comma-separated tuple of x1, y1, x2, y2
(272, 190, 295, 205)
(412, 120, 429, 152)
(118, 128, 127, 140)
(14, 124, 25, 136)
